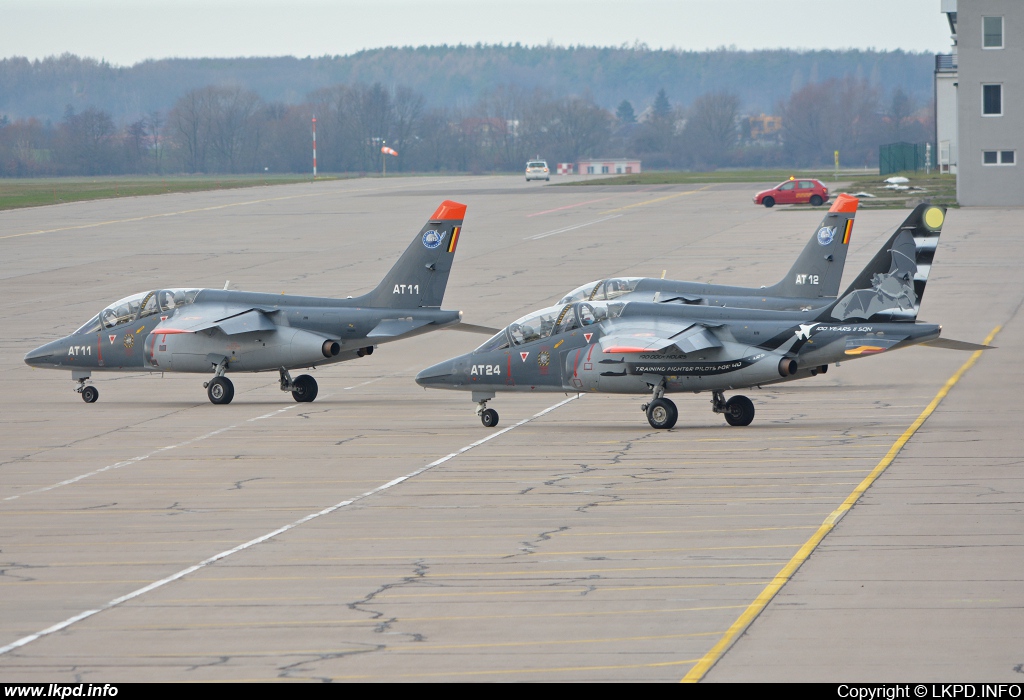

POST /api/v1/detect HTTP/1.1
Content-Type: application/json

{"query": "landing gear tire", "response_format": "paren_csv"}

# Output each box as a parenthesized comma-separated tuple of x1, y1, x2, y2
(291, 374, 318, 403)
(480, 408, 499, 428)
(810, 194, 824, 206)
(81, 385, 99, 403)
(646, 398, 678, 429)
(763, 196, 775, 208)
(724, 395, 754, 426)
(207, 376, 234, 405)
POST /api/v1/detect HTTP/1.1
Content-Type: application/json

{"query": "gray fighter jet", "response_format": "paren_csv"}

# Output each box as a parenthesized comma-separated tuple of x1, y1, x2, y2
(25, 200, 490, 405)
(417, 204, 990, 429)
(556, 193, 861, 311)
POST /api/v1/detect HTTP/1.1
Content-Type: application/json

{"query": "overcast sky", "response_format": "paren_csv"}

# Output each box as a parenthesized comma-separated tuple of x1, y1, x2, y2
(2, 0, 953, 66)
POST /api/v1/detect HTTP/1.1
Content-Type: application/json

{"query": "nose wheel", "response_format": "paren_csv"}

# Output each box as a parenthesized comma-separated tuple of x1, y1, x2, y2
(480, 408, 499, 428)
(476, 397, 499, 428)
(74, 376, 99, 403)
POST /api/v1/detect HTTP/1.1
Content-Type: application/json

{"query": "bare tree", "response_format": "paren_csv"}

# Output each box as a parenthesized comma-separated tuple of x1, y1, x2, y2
(168, 89, 211, 173)
(780, 77, 881, 167)
(391, 86, 425, 172)
(886, 88, 916, 142)
(682, 92, 740, 168)
(206, 87, 263, 173)
(548, 96, 611, 163)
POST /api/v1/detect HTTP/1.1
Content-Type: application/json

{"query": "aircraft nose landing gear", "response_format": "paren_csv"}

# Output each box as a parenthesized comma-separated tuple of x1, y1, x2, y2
(475, 393, 499, 428)
(74, 375, 98, 403)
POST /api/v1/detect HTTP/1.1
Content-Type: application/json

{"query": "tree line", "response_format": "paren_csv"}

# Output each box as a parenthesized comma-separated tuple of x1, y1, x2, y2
(0, 78, 933, 177)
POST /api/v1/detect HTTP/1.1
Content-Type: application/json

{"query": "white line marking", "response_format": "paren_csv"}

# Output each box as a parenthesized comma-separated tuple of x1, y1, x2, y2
(0, 394, 579, 657)
(3, 376, 390, 502)
(524, 214, 622, 240)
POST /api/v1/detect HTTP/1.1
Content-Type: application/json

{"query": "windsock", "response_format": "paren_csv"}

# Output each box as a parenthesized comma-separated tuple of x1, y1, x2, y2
(381, 146, 398, 156)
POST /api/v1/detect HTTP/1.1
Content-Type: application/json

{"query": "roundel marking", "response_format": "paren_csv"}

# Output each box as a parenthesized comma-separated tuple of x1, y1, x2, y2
(923, 207, 944, 231)
(422, 229, 445, 249)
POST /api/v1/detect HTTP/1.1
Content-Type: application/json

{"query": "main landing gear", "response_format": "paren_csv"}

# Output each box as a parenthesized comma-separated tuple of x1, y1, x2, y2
(641, 382, 678, 429)
(711, 390, 755, 427)
(279, 368, 318, 403)
(204, 358, 234, 405)
(639, 387, 756, 429)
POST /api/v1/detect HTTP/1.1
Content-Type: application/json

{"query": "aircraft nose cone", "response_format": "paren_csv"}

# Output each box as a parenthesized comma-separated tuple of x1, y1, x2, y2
(24, 340, 61, 367)
(416, 359, 457, 387)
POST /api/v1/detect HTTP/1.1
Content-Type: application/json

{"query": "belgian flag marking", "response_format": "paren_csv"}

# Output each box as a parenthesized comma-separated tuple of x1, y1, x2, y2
(842, 219, 854, 245)
(447, 226, 461, 253)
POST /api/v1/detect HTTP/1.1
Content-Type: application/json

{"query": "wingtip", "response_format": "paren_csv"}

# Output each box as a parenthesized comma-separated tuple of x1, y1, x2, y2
(431, 200, 467, 221)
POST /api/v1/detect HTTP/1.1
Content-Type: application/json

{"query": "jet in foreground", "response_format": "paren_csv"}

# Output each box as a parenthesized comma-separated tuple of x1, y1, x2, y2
(417, 204, 990, 429)
(26, 201, 489, 405)
(556, 193, 862, 311)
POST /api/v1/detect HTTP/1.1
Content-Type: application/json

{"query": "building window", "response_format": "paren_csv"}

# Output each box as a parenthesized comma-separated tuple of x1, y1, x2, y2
(983, 84, 1002, 115)
(982, 150, 1016, 165)
(983, 16, 1004, 48)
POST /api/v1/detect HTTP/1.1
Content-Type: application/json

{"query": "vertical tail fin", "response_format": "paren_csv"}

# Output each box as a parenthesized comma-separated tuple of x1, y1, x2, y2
(360, 201, 467, 308)
(764, 193, 859, 298)
(819, 203, 946, 322)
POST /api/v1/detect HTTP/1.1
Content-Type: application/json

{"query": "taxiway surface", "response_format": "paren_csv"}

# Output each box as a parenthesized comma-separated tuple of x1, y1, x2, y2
(0, 175, 1019, 681)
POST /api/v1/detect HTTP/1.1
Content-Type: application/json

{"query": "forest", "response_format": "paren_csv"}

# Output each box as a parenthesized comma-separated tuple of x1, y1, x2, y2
(0, 46, 937, 176)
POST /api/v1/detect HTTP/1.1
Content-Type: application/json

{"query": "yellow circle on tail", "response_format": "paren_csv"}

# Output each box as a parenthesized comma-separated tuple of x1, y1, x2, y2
(924, 206, 944, 230)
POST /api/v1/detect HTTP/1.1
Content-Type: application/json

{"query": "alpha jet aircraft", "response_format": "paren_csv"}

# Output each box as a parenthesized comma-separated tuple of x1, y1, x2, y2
(417, 204, 990, 429)
(556, 193, 861, 311)
(25, 200, 490, 405)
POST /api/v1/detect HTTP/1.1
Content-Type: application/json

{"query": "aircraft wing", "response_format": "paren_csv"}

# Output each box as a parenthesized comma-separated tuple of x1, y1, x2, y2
(153, 304, 278, 335)
(599, 321, 723, 354)
(442, 322, 502, 335)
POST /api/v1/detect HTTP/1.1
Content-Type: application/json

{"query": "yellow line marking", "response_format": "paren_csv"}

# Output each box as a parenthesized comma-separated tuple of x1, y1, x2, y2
(681, 325, 1002, 683)
(600, 185, 712, 215)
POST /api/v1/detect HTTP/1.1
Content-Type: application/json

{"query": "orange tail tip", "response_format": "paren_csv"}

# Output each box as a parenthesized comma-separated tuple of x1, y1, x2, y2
(829, 192, 859, 214)
(431, 200, 467, 221)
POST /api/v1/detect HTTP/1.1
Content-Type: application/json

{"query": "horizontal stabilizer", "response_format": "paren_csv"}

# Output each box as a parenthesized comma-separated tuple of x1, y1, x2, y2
(921, 338, 995, 351)
(367, 318, 433, 338)
(442, 322, 502, 335)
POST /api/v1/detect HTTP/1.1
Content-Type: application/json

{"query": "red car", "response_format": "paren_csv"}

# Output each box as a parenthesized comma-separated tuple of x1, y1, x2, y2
(753, 178, 829, 208)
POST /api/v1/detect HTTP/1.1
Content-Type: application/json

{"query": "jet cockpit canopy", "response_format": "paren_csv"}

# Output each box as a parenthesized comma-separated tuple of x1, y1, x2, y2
(557, 277, 640, 305)
(74, 289, 202, 334)
(474, 300, 628, 353)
